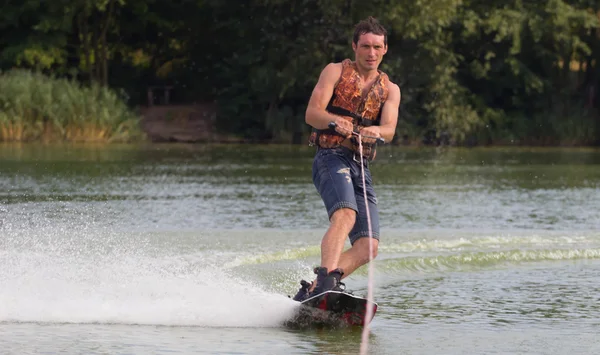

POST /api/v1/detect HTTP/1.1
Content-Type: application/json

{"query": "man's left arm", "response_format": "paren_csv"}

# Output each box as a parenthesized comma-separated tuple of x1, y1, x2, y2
(360, 83, 401, 144)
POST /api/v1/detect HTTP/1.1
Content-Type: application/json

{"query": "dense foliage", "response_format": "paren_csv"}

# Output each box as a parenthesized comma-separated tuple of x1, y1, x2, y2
(1, 0, 599, 145)
(0, 70, 141, 142)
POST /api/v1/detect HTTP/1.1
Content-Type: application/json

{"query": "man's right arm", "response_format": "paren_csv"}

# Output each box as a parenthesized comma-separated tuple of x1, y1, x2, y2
(305, 63, 353, 136)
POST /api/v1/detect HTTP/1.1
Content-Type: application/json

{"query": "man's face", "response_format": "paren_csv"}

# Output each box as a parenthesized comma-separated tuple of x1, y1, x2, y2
(352, 33, 387, 71)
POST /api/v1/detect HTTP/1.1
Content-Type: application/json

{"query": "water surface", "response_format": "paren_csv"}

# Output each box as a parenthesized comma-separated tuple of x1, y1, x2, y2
(1, 143, 600, 354)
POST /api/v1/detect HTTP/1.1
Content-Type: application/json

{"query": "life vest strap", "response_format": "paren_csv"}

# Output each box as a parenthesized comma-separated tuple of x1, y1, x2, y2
(326, 105, 377, 127)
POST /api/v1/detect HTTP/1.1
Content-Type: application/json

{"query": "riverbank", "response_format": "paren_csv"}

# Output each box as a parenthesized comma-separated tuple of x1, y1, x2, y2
(139, 103, 242, 143)
(138, 104, 599, 147)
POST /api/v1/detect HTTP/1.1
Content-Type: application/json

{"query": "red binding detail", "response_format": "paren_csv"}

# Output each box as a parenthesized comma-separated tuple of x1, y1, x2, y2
(317, 297, 328, 311)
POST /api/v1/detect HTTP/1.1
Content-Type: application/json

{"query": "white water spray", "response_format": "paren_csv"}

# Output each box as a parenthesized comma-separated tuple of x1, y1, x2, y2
(0, 227, 298, 327)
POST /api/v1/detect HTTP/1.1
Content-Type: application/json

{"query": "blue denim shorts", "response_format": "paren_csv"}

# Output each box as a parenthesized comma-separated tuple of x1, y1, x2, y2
(312, 146, 380, 245)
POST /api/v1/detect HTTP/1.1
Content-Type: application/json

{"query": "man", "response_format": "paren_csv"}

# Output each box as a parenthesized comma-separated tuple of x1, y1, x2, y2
(293, 16, 401, 301)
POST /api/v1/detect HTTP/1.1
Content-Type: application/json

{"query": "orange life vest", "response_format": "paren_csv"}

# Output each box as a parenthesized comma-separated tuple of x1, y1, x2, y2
(309, 59, 389, 160)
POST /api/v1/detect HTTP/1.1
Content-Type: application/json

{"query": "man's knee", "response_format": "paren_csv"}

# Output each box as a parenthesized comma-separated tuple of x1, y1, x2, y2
(330, 207, 356, 227)
(355, 237, 379, 262)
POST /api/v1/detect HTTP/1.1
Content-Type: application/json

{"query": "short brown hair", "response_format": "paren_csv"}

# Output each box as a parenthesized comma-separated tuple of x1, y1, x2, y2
(353, 16, 387, 45)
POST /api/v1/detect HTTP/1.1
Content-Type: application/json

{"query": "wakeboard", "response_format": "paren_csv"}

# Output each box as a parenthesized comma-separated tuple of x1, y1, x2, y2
(284, 290, 378, 328)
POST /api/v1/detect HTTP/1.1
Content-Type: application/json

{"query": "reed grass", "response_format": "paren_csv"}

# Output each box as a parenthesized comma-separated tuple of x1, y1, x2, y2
(0, 70, 143, 142)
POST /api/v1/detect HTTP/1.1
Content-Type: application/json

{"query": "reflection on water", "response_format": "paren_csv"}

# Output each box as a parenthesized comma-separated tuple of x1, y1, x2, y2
(1, 144, 599, 232)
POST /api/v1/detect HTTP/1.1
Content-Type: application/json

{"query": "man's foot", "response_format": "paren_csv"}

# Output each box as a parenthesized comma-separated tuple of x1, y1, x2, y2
(309, 267, 345, 297)
(292, 279, 312, 302)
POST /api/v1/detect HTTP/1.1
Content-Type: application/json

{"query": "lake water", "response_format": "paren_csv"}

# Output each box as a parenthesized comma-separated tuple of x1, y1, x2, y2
(1, 143, 600, 354)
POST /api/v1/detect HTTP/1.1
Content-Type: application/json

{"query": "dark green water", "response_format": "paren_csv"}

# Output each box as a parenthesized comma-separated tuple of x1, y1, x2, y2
(1, 143, 600, 354)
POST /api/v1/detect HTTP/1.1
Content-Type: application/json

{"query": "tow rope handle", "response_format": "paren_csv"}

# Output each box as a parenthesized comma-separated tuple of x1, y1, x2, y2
(328, 122, 385, 145)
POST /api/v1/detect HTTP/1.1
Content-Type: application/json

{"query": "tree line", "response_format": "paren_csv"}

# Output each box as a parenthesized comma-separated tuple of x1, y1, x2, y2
(1, 0, 599, 145)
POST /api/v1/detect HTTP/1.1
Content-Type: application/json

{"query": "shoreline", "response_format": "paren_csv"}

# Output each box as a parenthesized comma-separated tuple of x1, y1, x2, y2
(0, 104, 597, 148)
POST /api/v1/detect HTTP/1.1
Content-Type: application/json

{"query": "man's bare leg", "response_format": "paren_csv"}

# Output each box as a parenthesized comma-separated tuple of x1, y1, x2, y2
(308, 208, 355, 292)
(337, 237, 379, 278)
(320, 208, 356, 271)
